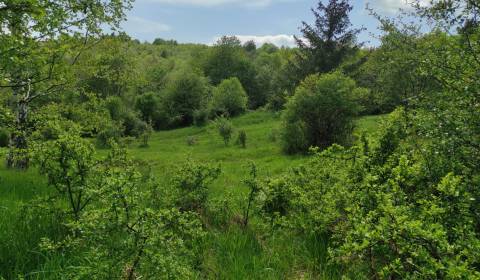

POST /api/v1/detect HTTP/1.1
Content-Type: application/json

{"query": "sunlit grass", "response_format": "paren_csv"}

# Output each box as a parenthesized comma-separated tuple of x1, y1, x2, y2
(0, 111, 385, 279)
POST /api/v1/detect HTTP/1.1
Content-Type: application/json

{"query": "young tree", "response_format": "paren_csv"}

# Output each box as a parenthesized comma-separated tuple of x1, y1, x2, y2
(292, 0, 362, 86)
(0, 0, 132, 169)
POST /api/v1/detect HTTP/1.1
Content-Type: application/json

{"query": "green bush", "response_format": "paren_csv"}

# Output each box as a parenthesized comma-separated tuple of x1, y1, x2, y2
(210, 77, 248, 117)
(282, 72, 359, 154)
(0, 129, 9, 147)
(237, 130, 247, 148)
(172, 160, 221, 213)
(193, 108, 209, 127)
(163, 69, 210, 127)
(215, 116, 234, 146)
(32, 138, 206, 278)
(186, 136, 197, 146)
(261, 108, 480, 278)
(96, 122, 123, 148)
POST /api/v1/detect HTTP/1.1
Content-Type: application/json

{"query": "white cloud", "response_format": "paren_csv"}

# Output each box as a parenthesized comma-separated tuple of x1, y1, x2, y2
(367, 0, 428, 14)
(213, 34, 297, 47)
(122, 16, 171, 34)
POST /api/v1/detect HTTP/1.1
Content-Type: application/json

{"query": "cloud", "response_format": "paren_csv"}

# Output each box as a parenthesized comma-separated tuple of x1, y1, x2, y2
(366, 0, 428, 14)
(122, 16, 171, 34)
(213, 34, 297, 47)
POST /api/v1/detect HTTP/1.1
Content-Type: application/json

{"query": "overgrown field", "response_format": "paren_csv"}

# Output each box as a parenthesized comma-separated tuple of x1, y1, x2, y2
(0, 112, 384, 279)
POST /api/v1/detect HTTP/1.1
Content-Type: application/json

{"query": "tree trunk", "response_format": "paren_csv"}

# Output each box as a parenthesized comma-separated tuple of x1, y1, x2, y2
(6, 87, 30, 170)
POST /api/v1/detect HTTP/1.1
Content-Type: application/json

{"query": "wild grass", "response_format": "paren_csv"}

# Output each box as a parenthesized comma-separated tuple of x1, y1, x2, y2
(0, 111, 384, 279)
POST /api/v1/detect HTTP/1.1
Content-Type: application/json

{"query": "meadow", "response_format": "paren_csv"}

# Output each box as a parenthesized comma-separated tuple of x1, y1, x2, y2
(0, 112, 384, 279)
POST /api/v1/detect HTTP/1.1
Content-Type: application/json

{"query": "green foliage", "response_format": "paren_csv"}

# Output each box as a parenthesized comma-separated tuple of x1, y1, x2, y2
(205, 191, 235, 228)
(203, 36, 261, 108)
(172, 160, 221, 212)
(30, 137, 207, 278)
(292, 0, 362, 86)
(186, 136, 198, 146)
(242, 162, 260, 227)
(215, 116, 234, 146)
(0, 128, 9, 147)
(153, 38, 178, 46)
(193, 108, 210, 127)
(211, 77, 248, 117)
(137, 122, 153, 148)
(135, 92, 162, 125)
(261, 105, 480, 278)
(33, 134, 96, 220)
(162, 69, 210, 127)
(96, 122, 123, 148)
(237, 130, 247, 148)
(282, 72, 360, 154)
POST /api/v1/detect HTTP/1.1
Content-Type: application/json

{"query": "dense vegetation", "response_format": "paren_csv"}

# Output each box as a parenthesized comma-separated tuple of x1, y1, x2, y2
(1, 0, 479, 279)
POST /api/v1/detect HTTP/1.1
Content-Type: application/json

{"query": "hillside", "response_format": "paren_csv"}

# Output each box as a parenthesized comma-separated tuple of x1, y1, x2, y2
(0, 111, 384, 279)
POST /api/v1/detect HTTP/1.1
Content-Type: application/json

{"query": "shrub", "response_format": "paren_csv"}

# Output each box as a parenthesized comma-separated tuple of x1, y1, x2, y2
(186, 136, 197, 146)
(96, 122, 123, 148)
(162, 69, 210, 126)
(193, 108, 209, 127)
(33, 133, 96, 220)
(137, 122, 153, 148)
(215, 116, 233, 146)
(32, 140, 206, 278)
(282, 72, 359, 154)
(237, 130, 247, 148)
(0, 129, 9, 147)
(210, 77, 248, 117)
(242, 162, 260, 227)
(206, 191, 234, 228)
(172, 160, 221, 212)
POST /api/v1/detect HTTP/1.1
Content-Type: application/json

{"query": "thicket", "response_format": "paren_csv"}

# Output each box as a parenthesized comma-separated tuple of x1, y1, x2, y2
(282, 72, 360, 154)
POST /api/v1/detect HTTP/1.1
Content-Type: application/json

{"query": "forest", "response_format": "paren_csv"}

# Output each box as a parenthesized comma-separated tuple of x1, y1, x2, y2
(0, 0, 479, 279)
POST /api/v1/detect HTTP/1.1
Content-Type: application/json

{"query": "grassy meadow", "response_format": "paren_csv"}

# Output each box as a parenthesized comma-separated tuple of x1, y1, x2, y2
(0, 111, 384, 279)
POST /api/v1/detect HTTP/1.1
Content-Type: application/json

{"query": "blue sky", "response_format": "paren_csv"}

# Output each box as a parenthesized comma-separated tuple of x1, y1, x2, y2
(121, 0, 413, 47)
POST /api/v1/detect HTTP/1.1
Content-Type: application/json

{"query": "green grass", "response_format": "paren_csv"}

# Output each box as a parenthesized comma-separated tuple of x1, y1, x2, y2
(0, 111, 385, 279)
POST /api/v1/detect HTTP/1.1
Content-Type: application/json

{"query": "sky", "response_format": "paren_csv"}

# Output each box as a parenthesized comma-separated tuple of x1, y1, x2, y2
(121, 0, 415, 47)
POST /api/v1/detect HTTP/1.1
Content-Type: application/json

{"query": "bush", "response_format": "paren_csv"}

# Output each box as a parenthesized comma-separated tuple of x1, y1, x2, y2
(135, 92, 161, 123)
(215, 116, 233, 146)
(237, 130, 247, 148)
(172, 160, 221, 212)
(210, 77, 248, 117)
(32, 139, 206, 278)
(282, 73, 359, 154)
(186, 136, 197, 146)
(0, 129, 9, 147)
(96, 122, 123, 148)
(193, 108, 209, 127)
(162, 69, 210, 127)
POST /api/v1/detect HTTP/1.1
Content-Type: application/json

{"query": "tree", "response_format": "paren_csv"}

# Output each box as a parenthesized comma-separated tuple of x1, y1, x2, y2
(292, 0, 362, 86)
(243, 40, 257, 53)
(0, 0, 132, 169)
(203, 36, 261, 108)
(210, 77, 248, 117)
(162, 69, 210, 127)
(282, 72, 359, 154)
